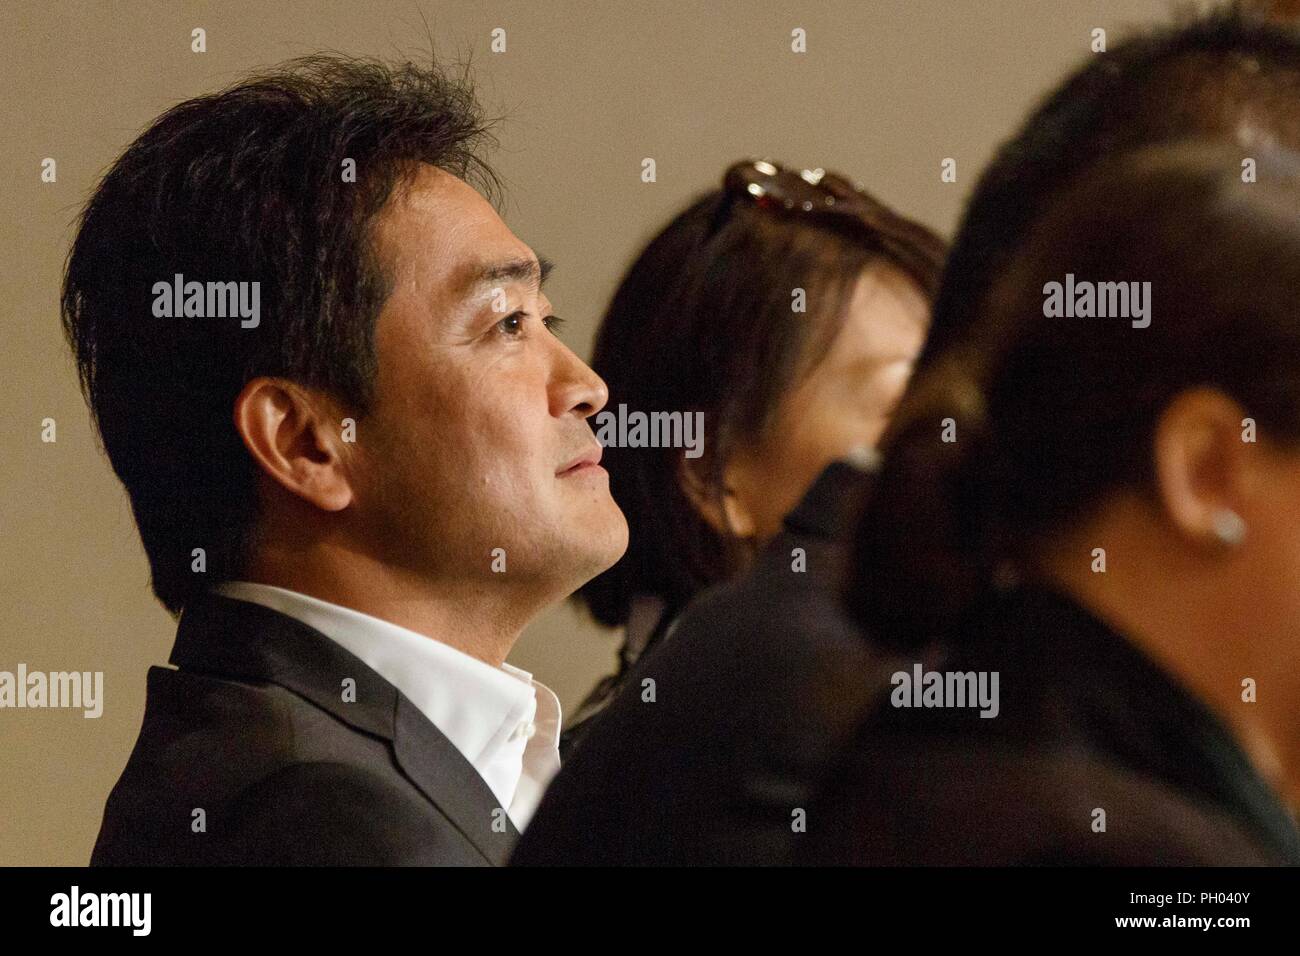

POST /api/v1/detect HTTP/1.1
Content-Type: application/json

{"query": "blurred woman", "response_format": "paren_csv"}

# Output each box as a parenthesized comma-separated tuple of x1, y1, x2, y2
(567, 159, 946, 748)
(812, 141, 1300, 864)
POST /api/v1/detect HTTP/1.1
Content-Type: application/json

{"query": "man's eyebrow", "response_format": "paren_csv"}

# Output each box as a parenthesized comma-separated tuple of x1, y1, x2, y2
(462, 255, 554, 295)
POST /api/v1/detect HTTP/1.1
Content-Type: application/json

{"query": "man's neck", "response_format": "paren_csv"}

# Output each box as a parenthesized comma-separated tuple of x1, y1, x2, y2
(242, 549, 538, 667)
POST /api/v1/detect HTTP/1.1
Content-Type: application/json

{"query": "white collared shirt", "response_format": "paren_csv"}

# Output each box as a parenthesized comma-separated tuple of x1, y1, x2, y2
(212, 580, 562, 831)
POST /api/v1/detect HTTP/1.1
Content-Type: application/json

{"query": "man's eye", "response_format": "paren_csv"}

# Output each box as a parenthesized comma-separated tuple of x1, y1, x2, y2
(496, 312, 526, 336)
(493, 312, 564, 339)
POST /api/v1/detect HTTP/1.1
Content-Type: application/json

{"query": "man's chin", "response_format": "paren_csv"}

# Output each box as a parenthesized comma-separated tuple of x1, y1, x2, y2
(587, 504, 630, 571)
(503, 496, 627, 595)
(567, 500, 629, 583)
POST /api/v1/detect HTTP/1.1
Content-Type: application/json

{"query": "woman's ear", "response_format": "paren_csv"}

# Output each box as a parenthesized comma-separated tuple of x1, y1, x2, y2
(677, 453, 758, 539)
(1151, 387, 1252, 548)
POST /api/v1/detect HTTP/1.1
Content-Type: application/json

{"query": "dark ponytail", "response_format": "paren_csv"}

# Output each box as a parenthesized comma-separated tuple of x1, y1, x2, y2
(846, 350, 1005, 650)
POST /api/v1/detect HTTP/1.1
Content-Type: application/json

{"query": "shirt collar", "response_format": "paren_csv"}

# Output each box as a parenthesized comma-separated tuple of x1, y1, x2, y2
(212, 581, 560, 827)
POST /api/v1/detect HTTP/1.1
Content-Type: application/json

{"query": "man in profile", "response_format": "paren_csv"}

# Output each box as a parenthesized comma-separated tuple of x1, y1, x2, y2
(66, 55, 628, 865)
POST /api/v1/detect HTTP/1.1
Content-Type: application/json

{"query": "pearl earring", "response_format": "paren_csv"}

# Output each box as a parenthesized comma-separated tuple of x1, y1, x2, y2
(843, 445, 883, 473)
(1210, 509, 1247, 547)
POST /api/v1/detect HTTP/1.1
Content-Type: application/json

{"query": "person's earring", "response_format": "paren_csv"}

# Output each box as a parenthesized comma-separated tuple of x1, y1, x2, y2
(842, 445, 883, 473)
(720, 486, 757, 539)
(1210, 508, 1247, 547)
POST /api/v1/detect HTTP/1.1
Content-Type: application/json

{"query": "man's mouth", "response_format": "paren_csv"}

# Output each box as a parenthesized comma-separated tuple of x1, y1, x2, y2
(557, 446, 604, 476)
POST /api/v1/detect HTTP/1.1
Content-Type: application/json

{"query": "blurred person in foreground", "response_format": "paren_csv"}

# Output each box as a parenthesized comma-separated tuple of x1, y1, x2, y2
(809, 140, 1300, 865)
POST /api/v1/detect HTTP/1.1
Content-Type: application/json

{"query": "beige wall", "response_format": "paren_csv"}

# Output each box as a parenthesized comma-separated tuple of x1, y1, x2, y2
(1, 0, 1192, 865)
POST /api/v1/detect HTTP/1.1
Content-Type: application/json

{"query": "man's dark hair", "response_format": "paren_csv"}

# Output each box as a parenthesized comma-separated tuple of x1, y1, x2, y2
(921, 2, 1300, 366)
(61, 54, 500, 616)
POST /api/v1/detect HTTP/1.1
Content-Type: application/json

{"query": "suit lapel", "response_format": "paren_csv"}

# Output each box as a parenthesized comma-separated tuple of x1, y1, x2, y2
(393, 695, 520, 864)
(171, 593, 520, 864)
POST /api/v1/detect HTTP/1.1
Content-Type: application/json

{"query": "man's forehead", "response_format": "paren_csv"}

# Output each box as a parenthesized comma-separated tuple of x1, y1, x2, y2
(375, 164, 540, 293)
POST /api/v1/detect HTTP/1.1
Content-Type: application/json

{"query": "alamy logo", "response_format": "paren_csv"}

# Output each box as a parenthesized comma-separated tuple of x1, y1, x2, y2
(1042, 273, 1151, 328)
(50, 886, 151, 936)
(890, 663, 1000, 718)
(593, 403, 704, 459)
(152, 273, 260, 328)
(0, 664, 102, 718)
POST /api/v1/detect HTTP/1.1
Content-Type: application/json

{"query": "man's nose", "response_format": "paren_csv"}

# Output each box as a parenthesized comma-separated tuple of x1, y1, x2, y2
(550, 342, 609, 419)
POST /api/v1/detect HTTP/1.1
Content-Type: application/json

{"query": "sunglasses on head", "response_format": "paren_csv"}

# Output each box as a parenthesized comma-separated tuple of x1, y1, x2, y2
(706, 158, 880, 239)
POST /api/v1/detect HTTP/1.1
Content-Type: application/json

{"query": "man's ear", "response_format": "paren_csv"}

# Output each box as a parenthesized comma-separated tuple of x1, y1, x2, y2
(677, 453, 757, 539)
(1152, 387, 1252, 547)
(232, 377, 354, 513)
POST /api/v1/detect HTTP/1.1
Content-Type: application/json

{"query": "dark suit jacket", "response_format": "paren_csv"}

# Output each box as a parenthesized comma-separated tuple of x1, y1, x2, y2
(801, 584, 1300, 865)
(91, 593, 519, 866)
(512, 461, 893, 865)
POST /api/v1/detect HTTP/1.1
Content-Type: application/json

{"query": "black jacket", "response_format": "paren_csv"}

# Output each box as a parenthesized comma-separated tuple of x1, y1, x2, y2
(801, 584, 1300, 865)
(91, 593, 519, 865)
(513, 460, 891, 865)
(559, 598, 679, 760)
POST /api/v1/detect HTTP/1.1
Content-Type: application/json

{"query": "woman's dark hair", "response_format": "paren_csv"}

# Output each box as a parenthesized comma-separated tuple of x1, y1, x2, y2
(61, 54, 499, 616)
(578, 168, 946, 628)
(849, 141, 1300, 650)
